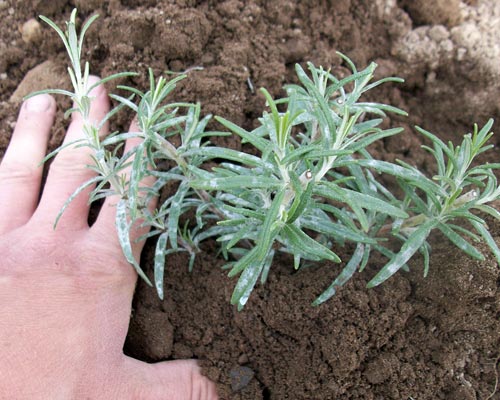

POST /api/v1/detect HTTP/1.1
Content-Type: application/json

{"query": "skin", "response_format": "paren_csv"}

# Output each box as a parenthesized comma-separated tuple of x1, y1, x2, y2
(0, 77, 218, 399)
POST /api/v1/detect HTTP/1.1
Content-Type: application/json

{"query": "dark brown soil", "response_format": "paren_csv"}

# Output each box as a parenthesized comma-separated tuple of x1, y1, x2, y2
(1, 1, 499, 399)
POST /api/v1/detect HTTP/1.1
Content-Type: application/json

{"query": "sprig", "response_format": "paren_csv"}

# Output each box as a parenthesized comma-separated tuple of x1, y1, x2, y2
(111, 71, 221, 296)
(26, 9, 137, 224)
(27, 10, 160, 283)
(365, 120, 500, 288)
(29, 10, 208, 285)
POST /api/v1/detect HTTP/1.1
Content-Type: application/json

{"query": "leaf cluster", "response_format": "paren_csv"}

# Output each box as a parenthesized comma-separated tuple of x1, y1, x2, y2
(33, 10, 500, 310)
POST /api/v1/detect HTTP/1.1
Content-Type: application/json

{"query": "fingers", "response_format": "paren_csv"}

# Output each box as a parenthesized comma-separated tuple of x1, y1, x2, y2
(33, 76, 110, 230)
(121, 358, 219, 400)
(0, 94, 56, 234)
(91, 119, 157, 260)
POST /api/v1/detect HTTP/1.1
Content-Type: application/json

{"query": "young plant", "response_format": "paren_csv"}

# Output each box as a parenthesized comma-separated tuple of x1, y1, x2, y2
(26, 10, 149, 285)
(359, 119, 500, 288)
(27, 9, 207, 285)
(189, 59, 412, 309)
(110, 76, 220, 298)
(32, 9, 500, 310)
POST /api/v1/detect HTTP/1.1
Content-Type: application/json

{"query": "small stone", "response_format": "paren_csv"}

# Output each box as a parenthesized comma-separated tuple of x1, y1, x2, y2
(230, 365, 254, 392)
(457, 47, 467, 61)
(428, 25, 450, 42)
(440, 39, 454, 53)
(21, 19, 42, 44)
(238, 353, 249, 365)
(399, 0, 462, 27)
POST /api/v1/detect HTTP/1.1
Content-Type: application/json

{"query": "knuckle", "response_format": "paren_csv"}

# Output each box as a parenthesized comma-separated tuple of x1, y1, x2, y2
(0, 229, 131, 299)
(66, 240, 136, 289)
(0, 231, 55, 277)
(191, 370, 219, 400)
(50, 150, 89, 174)
(0, 161, 39, 186)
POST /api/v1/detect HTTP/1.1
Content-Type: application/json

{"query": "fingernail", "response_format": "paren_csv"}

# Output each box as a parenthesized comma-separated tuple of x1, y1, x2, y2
(25, 93, 52, 112)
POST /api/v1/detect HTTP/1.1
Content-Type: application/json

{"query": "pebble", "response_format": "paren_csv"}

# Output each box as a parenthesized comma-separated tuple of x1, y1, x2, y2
(428, 25, 450, 42)
(238, 353, 249, 365)
(230, 365, 254, 392)
(21, 19, 42, 44)
(457, 47, 467, 61)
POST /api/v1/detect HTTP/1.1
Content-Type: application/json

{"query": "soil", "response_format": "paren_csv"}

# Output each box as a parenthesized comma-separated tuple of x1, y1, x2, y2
(1, 0, 500, 399)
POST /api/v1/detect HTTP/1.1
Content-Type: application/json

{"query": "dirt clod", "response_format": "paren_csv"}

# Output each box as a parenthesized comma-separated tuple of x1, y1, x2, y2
(398, 0, 463, 27)
(9, 60, 67, 105)
(21, 18, 42, 44)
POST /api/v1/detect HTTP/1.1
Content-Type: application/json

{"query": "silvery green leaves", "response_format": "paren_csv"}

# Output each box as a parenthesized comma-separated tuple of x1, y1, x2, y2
(27, 9, 137, 228)
(114, 73, 217, 299)
(30, 10, 212, 299)
(194, 61, 500, 308)
(193, 59, 413, 307)
(364, 119, 500, 289)
(35, 9, 500, 310)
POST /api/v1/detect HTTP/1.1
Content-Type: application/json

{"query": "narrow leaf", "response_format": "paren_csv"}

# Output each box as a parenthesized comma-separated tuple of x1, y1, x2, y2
(116, 199, 152, 286)
(260, 249, 275, 284)
(215, 116, 269, 152)
(470, 219, 500, 264)
(154, 232, 168, 300)
(367, 219, 438, 288)
(287, 181, 314, 223)
(282, 224, 340, 262)
(315, 183, 409, 219)
(346, 158, 446, 197)
(54, 176, 102, 228)
(167, 181, 190, 250)
(184, 147, 272, 169)
(24, 88, 75, 100)
(256, 189, 285, 260)
(313, 243, 364, 305)
(228, 246, 260, 278)
(231, 261, 264, 311)
(221, 224, 254, 250)
(191, 176, 280, 191)
(475, 204, 500, 221)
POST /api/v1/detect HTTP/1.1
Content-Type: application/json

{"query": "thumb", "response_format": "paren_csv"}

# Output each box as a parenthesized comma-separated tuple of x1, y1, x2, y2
(122, 357, 218, 400)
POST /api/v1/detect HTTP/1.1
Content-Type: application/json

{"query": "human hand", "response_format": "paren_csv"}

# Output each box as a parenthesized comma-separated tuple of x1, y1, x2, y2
(0, 77, 218, 400)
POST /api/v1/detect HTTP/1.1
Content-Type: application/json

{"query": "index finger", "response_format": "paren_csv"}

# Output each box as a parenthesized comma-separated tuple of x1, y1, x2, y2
(0, 94, 56, 234)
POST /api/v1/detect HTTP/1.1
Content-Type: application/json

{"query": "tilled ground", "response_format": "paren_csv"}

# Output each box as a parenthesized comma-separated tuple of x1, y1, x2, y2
(1, 0, 499, 398)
